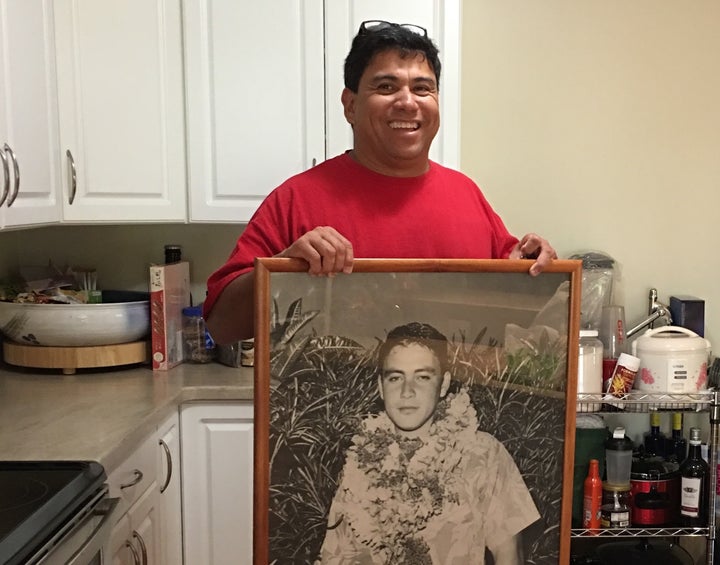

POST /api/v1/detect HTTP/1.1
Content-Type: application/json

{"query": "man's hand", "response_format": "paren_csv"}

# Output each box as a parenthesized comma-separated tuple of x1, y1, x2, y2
(509, 232, 557, 276)
(277, 226, 354, 276)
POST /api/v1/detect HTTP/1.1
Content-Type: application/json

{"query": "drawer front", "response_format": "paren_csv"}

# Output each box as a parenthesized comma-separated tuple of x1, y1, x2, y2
(108, 430, 158, 509)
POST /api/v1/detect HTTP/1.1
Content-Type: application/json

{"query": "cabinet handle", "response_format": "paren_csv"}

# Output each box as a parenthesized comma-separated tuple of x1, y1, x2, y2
(159, 438, 172, 494)
(3, 144, 19, 207)
(0, 148, 8, 207)
(66, 149, 77, 205)
(119, 469, 143, 489)
(132, 531, 148, 565)
(124, 540, 141, 565)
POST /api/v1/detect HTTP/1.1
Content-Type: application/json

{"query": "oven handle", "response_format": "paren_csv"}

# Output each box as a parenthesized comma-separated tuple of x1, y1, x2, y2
(65, 497, 120, 565)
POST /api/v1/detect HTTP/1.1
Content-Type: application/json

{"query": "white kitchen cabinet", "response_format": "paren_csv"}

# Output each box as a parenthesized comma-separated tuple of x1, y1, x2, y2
(180, 401, 254, 565)
(53, 0, 187, 223)
(107, 411, 182, 564)
(183, 0, 325, 223)
(184, 0, 460, 223)
(0, 0, 62, 229)
(157, 412, 183, 565)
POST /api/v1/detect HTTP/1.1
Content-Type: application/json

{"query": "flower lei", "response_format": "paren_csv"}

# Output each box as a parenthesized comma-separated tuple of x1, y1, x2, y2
(339, 388, 478, 564)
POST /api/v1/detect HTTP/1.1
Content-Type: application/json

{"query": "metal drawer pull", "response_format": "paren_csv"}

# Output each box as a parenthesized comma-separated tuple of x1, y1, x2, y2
(66, 149, 77, 205)
(159, 438, 172, 493)
(0, 148, 8, 206)
(3, 143, 19, 207)
(132, 531, 148, 565)
(125, 540, 141, 565)
(119, 469, 143, 489)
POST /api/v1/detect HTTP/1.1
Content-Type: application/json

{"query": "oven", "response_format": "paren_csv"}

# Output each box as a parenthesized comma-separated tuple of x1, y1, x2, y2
(0, 461, 119, 565)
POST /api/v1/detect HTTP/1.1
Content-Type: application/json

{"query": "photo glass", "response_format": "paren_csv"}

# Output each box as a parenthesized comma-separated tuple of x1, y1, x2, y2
(254, 259, 582, 564)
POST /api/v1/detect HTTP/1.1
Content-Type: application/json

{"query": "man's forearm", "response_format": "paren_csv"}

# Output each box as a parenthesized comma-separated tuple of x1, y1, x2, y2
(205, 271, 255, 344)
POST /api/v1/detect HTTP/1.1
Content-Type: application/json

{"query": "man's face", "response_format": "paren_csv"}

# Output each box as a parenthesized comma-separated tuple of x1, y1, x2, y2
(341, 49, 440, 177)
(379, 343, 451, 437)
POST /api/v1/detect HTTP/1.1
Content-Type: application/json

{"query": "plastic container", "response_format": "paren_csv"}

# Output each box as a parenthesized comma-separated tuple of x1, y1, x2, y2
(182, 305, 215, 363)
(578, 330, 603, 412)
(605, 427, 633, 486)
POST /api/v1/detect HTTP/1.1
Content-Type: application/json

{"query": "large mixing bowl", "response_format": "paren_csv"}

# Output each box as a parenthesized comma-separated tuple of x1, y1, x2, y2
(0, 290, 150, 347)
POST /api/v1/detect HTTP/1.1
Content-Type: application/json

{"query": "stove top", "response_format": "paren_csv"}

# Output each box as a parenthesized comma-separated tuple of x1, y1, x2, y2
(0, 461, 106, 565)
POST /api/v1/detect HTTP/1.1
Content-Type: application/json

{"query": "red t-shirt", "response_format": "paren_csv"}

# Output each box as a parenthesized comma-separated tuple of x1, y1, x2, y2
(204, 153, 518, 315)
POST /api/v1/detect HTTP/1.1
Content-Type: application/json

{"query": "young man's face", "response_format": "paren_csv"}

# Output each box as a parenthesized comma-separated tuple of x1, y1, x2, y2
(378, 343, 450, 437)
(341, 49, 440, 177)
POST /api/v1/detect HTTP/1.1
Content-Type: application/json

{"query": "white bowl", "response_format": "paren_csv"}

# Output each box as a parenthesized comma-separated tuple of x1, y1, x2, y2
(0, 290, 150, 347)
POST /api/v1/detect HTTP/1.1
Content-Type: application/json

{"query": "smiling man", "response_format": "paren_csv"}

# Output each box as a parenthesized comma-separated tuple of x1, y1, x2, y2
(319, 322, 540, 564)
(204, 21, 557, 344)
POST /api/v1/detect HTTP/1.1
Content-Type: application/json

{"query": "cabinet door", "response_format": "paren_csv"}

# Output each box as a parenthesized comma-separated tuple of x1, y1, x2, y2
(181, 402, 254, 565)
(184, 0, 325, 222)
(324, 0, 461, 168)
(0, 0, 62, 229)
(157, 412, 183, 565)
(128, 485, 160, 565)
(54, 0, 186, 222)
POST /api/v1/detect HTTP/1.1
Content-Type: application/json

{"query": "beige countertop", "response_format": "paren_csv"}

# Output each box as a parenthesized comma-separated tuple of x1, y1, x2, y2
(0, 361, 253, 472)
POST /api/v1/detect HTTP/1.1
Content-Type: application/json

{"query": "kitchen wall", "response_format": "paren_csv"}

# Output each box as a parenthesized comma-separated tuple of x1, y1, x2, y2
(1, 0, 717, 347)
(0, 225, 243, 304)
(460, 0, 719, 347)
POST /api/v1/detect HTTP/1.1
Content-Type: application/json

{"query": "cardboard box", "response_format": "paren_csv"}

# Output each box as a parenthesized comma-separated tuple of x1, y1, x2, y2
(669, 295, 705, 337)
(150, 261, 191, 370)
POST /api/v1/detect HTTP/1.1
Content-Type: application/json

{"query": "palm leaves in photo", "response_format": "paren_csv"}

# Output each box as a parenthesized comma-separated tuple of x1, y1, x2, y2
(267, 312, 566, 564)
(269, 329, 381, 563)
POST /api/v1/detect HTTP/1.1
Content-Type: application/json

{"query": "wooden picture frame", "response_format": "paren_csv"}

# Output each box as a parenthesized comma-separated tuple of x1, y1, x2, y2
(254, 258, 582, 564)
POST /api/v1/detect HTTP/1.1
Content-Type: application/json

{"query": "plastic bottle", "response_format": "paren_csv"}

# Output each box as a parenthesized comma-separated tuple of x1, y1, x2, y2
(577, 330, 603, 412)
(583, 458, 602, 532)
(182, 304, 216, 363)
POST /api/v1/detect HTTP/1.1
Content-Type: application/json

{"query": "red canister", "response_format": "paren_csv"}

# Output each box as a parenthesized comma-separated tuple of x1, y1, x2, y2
(630, 457, 681, 526)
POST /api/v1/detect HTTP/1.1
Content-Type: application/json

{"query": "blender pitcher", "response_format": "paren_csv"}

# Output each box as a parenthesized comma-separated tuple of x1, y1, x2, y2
(605, 427, 633, 486)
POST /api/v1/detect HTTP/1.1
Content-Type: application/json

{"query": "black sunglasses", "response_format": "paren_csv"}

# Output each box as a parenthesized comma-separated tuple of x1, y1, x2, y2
(358, 20, 428, 38)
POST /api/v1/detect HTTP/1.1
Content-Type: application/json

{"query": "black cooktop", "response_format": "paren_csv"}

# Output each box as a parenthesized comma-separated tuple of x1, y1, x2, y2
(0, 461, 106, 565)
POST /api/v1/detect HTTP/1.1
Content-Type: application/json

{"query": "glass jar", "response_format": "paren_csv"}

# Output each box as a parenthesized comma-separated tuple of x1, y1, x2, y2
(182, 305, 215, 363)
(578, 329, 603, 412)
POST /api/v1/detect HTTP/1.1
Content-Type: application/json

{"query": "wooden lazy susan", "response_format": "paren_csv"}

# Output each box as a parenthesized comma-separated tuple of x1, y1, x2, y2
(3, 340, 150, 374)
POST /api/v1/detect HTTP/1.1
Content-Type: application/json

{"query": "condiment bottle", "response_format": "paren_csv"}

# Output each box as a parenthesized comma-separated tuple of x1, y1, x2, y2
(583, 458, 602, 532)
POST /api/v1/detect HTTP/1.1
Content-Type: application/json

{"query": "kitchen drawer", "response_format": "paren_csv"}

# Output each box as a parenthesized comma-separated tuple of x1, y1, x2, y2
(108, 430, 158, 510)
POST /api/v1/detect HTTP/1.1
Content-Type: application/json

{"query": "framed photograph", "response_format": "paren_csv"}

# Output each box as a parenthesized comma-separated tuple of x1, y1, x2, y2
(254, 259, 582, 564)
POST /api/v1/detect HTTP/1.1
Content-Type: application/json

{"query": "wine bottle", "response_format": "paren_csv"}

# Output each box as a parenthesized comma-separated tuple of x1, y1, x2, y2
(665, 412, 688, 463)
(643, 412, 666, 458)
(680, 427, 709, 526)
(583, 458, 602, 532)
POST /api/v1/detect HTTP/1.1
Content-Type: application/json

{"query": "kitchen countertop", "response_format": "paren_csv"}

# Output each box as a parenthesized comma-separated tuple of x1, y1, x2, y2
(0, 361, 253, 472)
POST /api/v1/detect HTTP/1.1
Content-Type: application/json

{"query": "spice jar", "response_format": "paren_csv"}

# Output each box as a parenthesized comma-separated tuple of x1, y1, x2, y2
(182, 305, 215, 363)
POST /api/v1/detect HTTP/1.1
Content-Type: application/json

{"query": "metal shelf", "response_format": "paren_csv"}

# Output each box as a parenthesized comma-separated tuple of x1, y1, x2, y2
(572, 389, 719, 563)
(571, 526, 710, 538)
(576, 390, 715, 413)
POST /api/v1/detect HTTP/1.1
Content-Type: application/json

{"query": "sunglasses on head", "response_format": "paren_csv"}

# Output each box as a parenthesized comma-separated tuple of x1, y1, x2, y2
(358, 20, 428, 38)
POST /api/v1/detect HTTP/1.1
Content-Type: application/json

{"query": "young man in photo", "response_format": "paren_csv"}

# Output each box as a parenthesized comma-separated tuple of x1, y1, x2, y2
(319, 322, 540, 565)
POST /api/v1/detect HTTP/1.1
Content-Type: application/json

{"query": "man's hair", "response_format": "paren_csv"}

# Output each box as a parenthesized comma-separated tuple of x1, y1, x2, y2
(378, 322, 449, 374)
(344, 24, 442, 93)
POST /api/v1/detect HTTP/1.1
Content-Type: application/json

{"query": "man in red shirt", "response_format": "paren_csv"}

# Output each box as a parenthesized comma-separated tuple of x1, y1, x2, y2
(205, 21, 556, 343)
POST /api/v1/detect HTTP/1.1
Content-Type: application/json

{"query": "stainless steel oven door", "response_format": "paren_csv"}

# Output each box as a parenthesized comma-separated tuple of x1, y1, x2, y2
(27, 488, 120, 565)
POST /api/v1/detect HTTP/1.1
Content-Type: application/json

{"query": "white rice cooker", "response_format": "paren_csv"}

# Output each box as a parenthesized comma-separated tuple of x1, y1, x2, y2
(631, 326, 712, 393)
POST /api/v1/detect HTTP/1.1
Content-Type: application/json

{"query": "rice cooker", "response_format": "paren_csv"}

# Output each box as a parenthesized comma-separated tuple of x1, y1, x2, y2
(631, 327, 711, 393)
